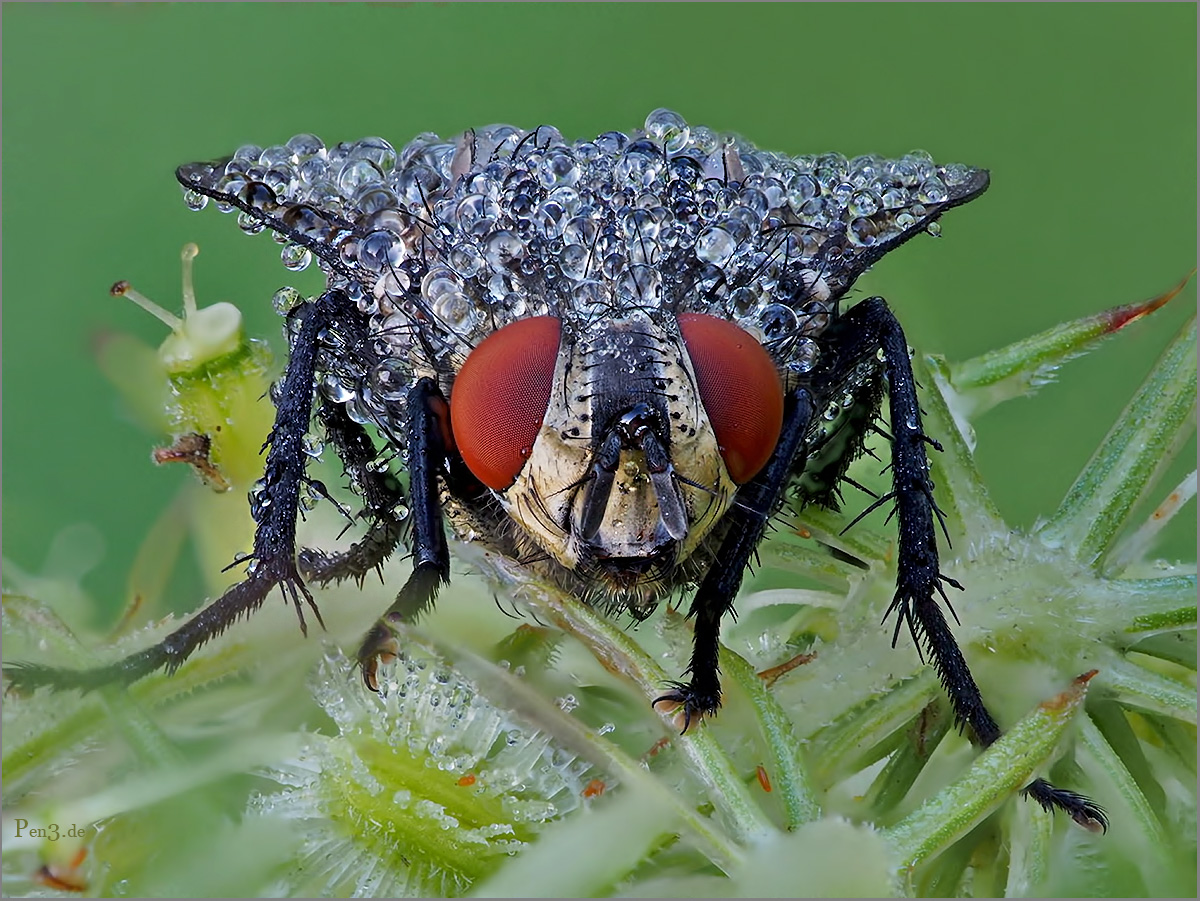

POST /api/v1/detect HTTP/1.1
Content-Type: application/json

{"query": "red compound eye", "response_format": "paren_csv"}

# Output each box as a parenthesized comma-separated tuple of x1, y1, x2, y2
(450, 316, 561, 490)
(678, 313, 784, 484)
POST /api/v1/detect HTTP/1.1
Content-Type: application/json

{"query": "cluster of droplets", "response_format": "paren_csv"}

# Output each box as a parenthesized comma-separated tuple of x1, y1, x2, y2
(253, 649, 610, 896)
(180, 110, 984, 417)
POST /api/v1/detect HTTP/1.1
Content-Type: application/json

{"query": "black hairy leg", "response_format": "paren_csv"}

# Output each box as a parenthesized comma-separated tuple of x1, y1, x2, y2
(355, 377, 454, 691)
(297, 395, 407, 588)
(654, 389, 815, 731)
(846, 296, 1107, 831)
(4, 290, 351, 693)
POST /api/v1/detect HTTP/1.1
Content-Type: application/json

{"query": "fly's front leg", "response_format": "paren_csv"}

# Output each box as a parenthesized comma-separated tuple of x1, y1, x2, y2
(854, 296, 1106, 830)
(5, 290, 349, 692)
(654, 389, 815, 731)
(356, 376, 453, 691)
(297, 396, 407, 588)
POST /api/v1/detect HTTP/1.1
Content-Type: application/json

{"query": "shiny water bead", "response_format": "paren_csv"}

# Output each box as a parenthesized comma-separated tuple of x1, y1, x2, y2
(941, 163, 973, 186)
(272, 286, 304, 316)
(918, 177, 949, 204)
(535, 198, 567, 238)
(643, 108, 690, 154)
(727, 286, 758, 315)
(829, 181, 854, 207)
(905, 149, 937, 179)
(787, 337, 820, 374)
(286, 133, 325, 159)
(484, 230, 525, 269)
(499, 291, 528, 319)
(338, 158, 384, 199)
(787, 173, 820, 208)
(449, 243, 485, 279)
(571, 279, 609, 317)
(393, 165, 442, 210)
(695, 225, 737, 266)
(281, 244, 312, 271)
(258, 144, 292, 168)
(686, 125, 719, 157)
(621, 207, 661, 242)
(758, 303, 799, 341)
(600, 252, 627, 280)
(233, 144, 262, 163)
(346, 136, 398, 171)
(432, 290, 482, 333)
(263, 166, 296, 201)
(422, 267, 464, 304)
(559, 243, 591, 280)
(613, 140, 666, 190)
(849, 217, 880, 247)
(238, 211, 266, 235)
(616, 264, 662, 303)
(456, 193, 501, 231)
(594, 131, 628, 155)
(320, 370, 357, 404)
(375, 269, 410, 302)
(537, 148, 580, 188)
(281, 204, 330, 239)
(849, 190, 881, 218)
(358, 231, 404, 273)
(886, 158, 920, 187)
(562, 214, 598, 247)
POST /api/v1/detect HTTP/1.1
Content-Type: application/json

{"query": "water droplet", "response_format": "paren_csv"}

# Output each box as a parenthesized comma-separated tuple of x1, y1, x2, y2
(918, 176, 948, 204)
(433, 291, 483, 333)
(759, 303, 798, 340)
(695, 225, 736, 266)
(616, 264, 662, 302)
(320, 371, 356, 403)
(559, 243, 591, 280)
(271, 286, 302, 316)
(538, 148, 580, 188)
(644, 108, 690, 154)
(728, 286, 758, 315)
(286, 133, 325, 158)
(787, 338, 820, 374)
(281, 244, 312, 271)
(358, 231, 404, 272)
(849, 217, 879, 246)
(849, 190, 881, 218)
(183, 189, 208, 211)
(237, 211, 265, 235)
(485, 230, 525, 269)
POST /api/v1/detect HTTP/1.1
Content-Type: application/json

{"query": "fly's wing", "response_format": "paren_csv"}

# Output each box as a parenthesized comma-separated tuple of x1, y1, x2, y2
(175, 129, 537, 394)
(175, 124, 992, 436)
(176, 134, 418, 295)
(177, 132, 478, 441)
(773, 154, 990, 303)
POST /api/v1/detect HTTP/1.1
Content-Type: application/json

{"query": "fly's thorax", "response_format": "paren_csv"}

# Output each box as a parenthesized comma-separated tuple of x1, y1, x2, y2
(499, 313, 738, 582)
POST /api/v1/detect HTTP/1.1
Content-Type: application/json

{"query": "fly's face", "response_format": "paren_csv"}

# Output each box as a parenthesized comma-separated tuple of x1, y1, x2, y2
(447, 310, 783, 605)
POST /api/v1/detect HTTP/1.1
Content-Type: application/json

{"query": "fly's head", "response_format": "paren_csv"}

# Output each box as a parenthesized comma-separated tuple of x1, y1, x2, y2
(448, 309, 783, 607)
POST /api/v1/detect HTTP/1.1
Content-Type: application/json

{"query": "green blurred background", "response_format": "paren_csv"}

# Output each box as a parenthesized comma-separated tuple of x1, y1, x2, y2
(4, 3, 1195, 624)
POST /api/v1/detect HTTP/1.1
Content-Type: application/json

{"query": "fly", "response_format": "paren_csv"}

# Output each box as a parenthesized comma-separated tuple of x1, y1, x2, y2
(5, 109, 1106, 831)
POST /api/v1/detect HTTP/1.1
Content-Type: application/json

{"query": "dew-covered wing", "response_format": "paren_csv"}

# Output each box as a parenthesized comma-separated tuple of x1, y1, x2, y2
(176, 112, 988, 373)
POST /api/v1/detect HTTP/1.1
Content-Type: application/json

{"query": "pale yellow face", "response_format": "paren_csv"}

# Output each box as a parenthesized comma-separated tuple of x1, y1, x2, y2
(498, 315, 739, 582)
